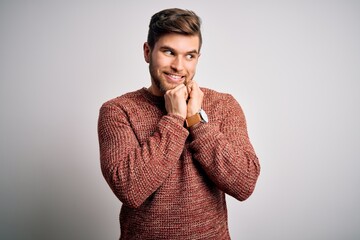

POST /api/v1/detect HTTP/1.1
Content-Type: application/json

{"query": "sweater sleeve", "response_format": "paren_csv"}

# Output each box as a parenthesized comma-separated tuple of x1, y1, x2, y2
(98, 102, 189, 208)
(189, 94, 260, 201)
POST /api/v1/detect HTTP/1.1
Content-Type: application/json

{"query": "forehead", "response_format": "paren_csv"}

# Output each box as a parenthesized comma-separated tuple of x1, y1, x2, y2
(154, 33, 200, 53)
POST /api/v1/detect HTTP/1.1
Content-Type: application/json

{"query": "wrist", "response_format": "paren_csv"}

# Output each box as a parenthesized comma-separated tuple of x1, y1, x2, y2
(185, 109, 208, 128)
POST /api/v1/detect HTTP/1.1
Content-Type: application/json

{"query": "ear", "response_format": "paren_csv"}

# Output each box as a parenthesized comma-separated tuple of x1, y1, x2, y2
(143, 42, 150, 63)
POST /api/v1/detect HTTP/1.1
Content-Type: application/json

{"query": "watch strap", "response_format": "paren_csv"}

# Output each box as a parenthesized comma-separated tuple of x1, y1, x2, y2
(185, 113, 201, 128)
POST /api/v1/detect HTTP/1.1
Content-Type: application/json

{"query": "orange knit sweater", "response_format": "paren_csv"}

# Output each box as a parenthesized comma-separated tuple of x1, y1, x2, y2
(98, 87, 260, 240)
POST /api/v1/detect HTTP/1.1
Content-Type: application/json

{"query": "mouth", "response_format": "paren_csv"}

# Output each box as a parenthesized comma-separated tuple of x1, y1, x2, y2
(164, 73, 185, 83)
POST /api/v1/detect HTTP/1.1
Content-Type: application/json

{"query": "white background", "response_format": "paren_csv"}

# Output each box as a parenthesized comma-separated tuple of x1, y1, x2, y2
(1, 1, 359, 239)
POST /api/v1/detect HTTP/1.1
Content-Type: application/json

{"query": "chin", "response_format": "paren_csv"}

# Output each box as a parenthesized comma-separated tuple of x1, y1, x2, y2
(161, 81, 183, 91)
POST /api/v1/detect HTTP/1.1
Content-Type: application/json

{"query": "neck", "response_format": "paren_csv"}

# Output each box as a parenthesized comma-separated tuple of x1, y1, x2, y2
(147, 84, 163, 97)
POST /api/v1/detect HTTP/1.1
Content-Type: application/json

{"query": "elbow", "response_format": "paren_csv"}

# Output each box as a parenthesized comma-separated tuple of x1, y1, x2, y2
(236, 165, 261, 201)
(237, 180, 258, 201)
(102, 167, 146, 209)
(115, 190, 145, 208)
(114, 192, 143, 208)
(107, 178, 146, 209)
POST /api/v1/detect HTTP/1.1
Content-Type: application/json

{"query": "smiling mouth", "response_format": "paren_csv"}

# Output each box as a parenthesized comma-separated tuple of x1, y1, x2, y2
(165, 73, 185, 82)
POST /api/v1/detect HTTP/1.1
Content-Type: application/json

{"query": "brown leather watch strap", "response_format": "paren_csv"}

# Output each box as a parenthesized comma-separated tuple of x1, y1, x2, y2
(185, 113, 201, 128)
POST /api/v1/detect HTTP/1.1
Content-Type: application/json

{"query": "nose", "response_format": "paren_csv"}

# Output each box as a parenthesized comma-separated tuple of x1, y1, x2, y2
(170, 56, 184, 72)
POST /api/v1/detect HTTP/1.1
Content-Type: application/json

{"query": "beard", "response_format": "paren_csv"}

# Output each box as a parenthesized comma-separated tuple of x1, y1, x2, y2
(149, 64, 169, 94)
(148, 58, 194, 95)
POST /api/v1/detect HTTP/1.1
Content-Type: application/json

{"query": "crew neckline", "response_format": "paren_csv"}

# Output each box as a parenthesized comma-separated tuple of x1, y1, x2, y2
(140, 87, 165, 105)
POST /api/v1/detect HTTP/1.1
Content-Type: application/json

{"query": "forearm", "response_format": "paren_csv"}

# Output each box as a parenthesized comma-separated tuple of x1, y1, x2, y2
(190, 123, 260, 201)
(98, 104, 188, 208)
(189, 95, 260, 201)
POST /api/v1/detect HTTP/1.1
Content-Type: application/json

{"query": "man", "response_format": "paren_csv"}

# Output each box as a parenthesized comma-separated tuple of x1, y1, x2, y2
(98, 8, 260, 240)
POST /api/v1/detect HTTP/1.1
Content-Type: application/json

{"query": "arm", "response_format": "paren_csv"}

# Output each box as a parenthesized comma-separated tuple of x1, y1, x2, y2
(189, 94, 260, 201)
(98, 103, 188, 208)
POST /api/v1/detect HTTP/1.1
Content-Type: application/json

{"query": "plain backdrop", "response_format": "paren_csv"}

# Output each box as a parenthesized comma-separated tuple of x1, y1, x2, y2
(1, 1, 359, 239)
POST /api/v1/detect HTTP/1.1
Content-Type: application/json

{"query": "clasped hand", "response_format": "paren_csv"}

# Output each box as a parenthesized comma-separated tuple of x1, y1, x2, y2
(164, 81, 204, 120)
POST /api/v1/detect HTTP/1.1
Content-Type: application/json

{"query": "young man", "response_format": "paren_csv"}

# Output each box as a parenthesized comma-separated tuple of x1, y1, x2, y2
(98, 8, 260, 240)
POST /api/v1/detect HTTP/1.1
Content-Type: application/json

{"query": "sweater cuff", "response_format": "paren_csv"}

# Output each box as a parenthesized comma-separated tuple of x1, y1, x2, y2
(189, 122, 211, 138)
(166, 113, 186, 125)
(160, 114, 189, 139)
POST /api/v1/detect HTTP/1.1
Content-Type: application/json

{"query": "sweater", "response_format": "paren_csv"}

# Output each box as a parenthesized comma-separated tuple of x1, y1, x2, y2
(98, 87, 260, 240)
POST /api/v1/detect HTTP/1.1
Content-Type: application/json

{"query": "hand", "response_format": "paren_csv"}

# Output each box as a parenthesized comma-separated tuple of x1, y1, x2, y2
(186, 81, 203, 118)
(164, 84, 188, 119)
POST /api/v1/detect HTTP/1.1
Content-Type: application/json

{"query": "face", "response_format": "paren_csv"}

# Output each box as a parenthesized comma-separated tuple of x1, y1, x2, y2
(144, 33, 200, 96)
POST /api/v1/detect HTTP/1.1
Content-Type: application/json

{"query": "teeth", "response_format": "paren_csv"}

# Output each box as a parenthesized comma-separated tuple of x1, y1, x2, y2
(168, 74, 182, 79)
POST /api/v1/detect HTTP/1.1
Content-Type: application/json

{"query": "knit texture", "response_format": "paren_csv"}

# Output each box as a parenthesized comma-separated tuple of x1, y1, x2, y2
(98, 87, 260, 240)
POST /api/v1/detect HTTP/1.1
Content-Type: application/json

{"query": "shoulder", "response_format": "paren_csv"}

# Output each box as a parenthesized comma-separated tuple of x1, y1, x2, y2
(201, 87, 238, 104)
(200, 87, 244, 119)
(100, 89, 144, 110)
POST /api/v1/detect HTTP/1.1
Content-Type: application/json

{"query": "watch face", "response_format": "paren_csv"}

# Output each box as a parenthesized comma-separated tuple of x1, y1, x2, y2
(199, 109, 209, 123)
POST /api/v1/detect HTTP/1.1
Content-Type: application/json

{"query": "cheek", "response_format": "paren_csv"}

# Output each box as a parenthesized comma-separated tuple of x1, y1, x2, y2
(151, 53, 170, 68)
(186, 62, 198, 73)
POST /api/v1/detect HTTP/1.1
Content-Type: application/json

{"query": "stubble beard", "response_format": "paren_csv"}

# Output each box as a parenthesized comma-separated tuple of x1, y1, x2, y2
(149, 62, 187, 95)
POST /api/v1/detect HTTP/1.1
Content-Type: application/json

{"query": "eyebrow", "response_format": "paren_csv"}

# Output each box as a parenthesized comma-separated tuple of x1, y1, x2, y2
(159, 45, 199, 55)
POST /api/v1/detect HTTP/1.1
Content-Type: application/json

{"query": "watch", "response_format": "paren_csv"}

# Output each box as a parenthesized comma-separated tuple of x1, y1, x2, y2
(185, 109, 209, 128)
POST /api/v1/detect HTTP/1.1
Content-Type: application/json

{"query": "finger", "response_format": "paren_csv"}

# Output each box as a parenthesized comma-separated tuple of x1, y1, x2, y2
(167, 84, 188, 99)
(191, 81, 198, 90)
(173, 83, 186, 92)
(186, 80, 194, 94)
(187, 84, 192, 95)
(180, 85, 189, 100)
(166, 84, 185, 95)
